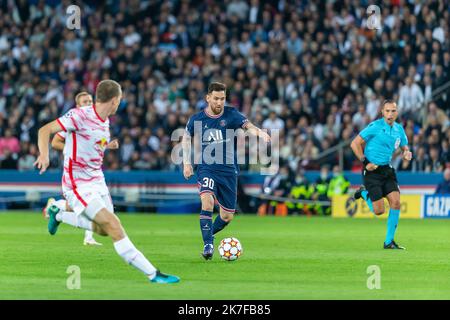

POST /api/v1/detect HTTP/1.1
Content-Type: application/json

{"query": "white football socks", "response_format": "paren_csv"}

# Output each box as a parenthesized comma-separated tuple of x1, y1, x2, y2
(53, 199, 67, 211)
(56, 211, 93, 231)
(84, 230, 94, 240)
(113, 237, 157, 279)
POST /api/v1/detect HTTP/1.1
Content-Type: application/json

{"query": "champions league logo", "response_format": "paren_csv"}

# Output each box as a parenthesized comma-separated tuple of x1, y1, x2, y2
(395, 138, 400, 149)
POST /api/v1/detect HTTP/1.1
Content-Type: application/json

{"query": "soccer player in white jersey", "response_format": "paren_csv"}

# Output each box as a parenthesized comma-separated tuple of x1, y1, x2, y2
(34, 80, 180, 283)
(44, 91, 119, 246)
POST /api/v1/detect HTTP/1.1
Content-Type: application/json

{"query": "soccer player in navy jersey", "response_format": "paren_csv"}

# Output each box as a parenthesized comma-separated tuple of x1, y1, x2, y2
(182, 82, 271, 259)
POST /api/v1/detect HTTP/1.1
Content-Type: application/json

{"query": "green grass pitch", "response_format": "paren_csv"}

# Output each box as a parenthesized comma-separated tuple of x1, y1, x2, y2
(0, 212, 449, 300)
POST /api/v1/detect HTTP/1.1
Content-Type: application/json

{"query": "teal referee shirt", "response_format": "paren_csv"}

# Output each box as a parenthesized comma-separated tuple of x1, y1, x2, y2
(359, 118, 408, 166)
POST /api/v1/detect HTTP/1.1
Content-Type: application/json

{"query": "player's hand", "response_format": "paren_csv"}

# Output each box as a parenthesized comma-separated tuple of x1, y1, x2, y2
(107, 139, 120, 150)
(183, 164, 194, 179)
(33, 154, 50, 175)
(402, 150, 412, 161)
(365, 163, 378, 171)
(259, 129, 271, 143)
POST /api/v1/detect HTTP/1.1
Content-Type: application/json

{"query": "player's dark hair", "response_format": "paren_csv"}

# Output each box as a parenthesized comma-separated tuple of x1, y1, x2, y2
(382, 99, 397, 108)
(95, 80, 122, 103)
(208, 82, 226, 94)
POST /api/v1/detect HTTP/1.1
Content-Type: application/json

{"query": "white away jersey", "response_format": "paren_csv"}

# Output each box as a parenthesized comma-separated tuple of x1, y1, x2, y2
(56, 105, 110, 195)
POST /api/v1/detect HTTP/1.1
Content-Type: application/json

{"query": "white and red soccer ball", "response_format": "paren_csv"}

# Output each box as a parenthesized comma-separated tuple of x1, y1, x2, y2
(218, 237, 243, 261)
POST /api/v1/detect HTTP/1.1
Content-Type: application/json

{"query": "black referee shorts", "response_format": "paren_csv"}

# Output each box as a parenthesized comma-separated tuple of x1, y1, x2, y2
(362, 165, 400, 202)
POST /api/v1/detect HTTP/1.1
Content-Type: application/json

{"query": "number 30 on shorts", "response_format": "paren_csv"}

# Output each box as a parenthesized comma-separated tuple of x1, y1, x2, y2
(202, 177, 215, 189)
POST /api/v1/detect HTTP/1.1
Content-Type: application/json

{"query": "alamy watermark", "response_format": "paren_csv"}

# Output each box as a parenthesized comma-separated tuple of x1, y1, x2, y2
(66, 265, 81, 290)
(170, 123, 280, 175)
(366, 265, 381, 289)
(366, 5, 382, 30)
(66, 5, 81, 30)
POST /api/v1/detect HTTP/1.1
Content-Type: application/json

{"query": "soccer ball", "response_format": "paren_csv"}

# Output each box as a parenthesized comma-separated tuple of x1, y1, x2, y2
(218, 237, 242, 261)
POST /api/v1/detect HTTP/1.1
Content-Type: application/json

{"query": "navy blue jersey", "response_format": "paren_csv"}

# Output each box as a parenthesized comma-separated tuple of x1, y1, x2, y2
(186, 106, 249, 174)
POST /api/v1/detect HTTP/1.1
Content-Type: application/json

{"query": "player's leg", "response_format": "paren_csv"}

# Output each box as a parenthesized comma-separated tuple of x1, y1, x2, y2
(213, 174, 237, 235)
(83, 230, 102, 246)
(383, 171, 405, 249)
(371, 198, 385, 215)
(384, 191, 401, 245)
(46, 191, 97, 236)
(48, 210, 93, 235)
(356, 187, 385, 215)
(199, 192, 215, 259)
(43, 197, 70, 218)
(216, 207, 234, 232)
(198, 171, 217, 259)
(86, 199, 179, 283)
(47, 197, 94, 236)
(49, 207, 109, 239)
(356, 170, 385, 215)
(53, 200, 100, 245)
(82, 193, 114, 246)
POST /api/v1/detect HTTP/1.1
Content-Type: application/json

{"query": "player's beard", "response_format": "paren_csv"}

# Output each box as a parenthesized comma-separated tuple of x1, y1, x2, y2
(211, 104, 223, 115)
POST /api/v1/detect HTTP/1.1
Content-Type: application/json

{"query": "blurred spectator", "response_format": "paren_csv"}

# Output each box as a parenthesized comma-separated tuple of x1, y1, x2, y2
(18, 143, 38, 171)
(258, 164, 293, 215)
(398, 77, 425, 122)
(397, 156, 413, 172)
(426, 147, 444, 173)
(120, 136, 135, 164)
(0, 129, 20, 158)
(312, 165, 331, 215)
(440, 139, 450, 166)
(327, 165, 350, 198)
(286, 169, 314, 215)
(425, 101, 449, 131)
(435, 168, 450, 194)
(411, 146, 428, 172)
(0, 0, 448, 173)
(262, 111, 284, 132)
(0, 149, 18, 169)
(352, 104, 369, 131)
(227, 0, 249, 20)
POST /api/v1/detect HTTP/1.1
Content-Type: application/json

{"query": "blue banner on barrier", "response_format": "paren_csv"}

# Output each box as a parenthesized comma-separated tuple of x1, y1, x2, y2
(423, 195, 450, 218)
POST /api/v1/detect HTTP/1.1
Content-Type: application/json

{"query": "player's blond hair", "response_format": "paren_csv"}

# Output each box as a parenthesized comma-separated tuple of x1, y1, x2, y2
(75, 92, 92, 106)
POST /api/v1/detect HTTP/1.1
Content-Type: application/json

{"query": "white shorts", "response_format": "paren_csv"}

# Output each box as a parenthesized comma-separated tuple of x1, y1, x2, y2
(63, 186, 114, 220)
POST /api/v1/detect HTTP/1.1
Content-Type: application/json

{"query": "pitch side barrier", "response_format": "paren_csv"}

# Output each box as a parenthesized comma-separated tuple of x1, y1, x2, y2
(0, 170, 443, 216)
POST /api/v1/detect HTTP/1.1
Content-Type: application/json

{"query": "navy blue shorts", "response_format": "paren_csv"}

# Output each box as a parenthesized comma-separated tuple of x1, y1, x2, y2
(197, 168, 237, 213)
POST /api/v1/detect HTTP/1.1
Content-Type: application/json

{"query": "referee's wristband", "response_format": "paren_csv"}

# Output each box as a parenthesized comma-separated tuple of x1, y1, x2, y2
(362, 157, 370, 166)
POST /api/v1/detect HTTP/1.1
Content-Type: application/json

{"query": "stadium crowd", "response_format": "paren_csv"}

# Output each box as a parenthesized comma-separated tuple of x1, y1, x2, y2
(0, 0, 449, 176)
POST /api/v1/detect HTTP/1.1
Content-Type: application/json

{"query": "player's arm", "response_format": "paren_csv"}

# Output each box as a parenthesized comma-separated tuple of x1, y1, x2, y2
(350, 135, 377, 171)
(182, 117, 195, 179)
(106, 139, 120, 150)
(182, 131, 193, 179)
(243, 122, 271, 142)
(51, 133, 65, 151)
(350, 135, 365, 162)
(400, 145, 412, 161)
(399, 128, 412, 161)
(34, 120, 65, 174)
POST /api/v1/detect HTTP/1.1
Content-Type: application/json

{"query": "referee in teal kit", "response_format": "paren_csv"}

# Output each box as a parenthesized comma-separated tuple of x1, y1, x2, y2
(350, 100, 412, 249)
